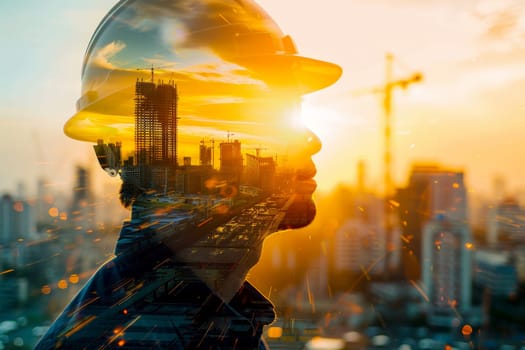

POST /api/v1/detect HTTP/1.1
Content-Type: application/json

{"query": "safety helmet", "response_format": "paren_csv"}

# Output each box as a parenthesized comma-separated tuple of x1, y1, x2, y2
(65, 0, 341, 201)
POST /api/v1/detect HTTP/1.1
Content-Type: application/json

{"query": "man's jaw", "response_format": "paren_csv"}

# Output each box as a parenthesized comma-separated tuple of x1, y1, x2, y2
(277, 166, 318, 230)
(278, 194, 317, 230)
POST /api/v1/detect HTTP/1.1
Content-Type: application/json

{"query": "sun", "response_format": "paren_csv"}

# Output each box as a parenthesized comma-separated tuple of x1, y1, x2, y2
(300, 101, 340, 139)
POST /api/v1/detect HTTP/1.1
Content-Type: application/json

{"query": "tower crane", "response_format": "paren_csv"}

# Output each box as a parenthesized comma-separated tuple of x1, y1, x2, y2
(354, 53, 423, 274)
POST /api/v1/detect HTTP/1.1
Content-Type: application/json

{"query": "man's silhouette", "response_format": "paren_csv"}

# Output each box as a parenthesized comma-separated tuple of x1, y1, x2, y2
(36, 0, 341, 348)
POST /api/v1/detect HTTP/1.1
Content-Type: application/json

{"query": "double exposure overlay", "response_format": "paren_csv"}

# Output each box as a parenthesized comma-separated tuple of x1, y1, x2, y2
(65, 0, 340, 230)
(33, 0, 341, 349)
(4, 0, 525, 349)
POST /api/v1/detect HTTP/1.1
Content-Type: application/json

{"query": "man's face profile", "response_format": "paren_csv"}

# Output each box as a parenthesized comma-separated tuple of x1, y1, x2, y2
(30, 3, 341, 348)
(64, 0, 340, 233)
(62, 0, 341, 299)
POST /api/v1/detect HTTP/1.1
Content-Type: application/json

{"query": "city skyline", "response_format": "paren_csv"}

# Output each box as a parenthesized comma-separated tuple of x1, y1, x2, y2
(2, 1, 525, 197)
(3, 1, 525, 348)
(2, 152, 525, 347)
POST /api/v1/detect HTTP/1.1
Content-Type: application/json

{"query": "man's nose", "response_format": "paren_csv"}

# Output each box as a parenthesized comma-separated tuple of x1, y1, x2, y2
(289, 128, 321, 156)
(284, 128, 322, 172)
(304, 129, 322, 155)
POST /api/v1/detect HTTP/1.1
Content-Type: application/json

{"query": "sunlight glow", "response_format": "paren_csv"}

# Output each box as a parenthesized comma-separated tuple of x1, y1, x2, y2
(300, 102, 340, 138)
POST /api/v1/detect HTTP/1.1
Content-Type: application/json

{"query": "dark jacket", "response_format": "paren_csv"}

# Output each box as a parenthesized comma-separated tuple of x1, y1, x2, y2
(35, 231, 275, 349)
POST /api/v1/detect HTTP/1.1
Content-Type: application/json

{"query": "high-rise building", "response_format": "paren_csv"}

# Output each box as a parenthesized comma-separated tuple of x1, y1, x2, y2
(135, 80, 178, 168)
(69, 166, 95, 228)
(175, 162, 216, 195)
(486, 197, 525, 247)
(94, 79, 180, 193)
(397, 164, 467, 279)
(0, 194, 36, 245)
(492, 175, 507, 204)
(124, 79, 178, 191)
(332, 177, 402, 279)
(0, 277, 28, 308)
(35, 177, 54, 227)
(474, 250, 517, 297)
(13, 199, 35, 241)
(305, 254, 329, 300)
(422, 215, 472, 326)
(199, 140, 213, 167)
(245, 153, 276, 193)
(0, 194, 14, 245)
(334, 219, 386, 276)
(219, 140, 243, 183)
(1, 199, 35, 274)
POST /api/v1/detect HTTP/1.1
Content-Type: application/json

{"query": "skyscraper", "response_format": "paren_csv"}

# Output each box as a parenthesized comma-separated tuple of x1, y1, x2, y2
(474, 250, 517, 297)
(334, 192, 390, 276)
(245, 153, 276, 193)
(135, 80, 178, 167)
(36, 177, 53, 227)
(219, 140, 243, 184)
(422, 215, 472, 326)
(133, 79, 178, 191)
(334, 219, 386, 276)
(0, 194, 36, 245)
(487, 197, 525, 247)
(397, 164, 467, 279)
(69, 166, 95, 228)
(0, 194, 14, 245)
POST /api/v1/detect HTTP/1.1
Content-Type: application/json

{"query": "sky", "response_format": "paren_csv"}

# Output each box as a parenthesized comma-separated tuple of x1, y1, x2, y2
(1, 0, 525, 199)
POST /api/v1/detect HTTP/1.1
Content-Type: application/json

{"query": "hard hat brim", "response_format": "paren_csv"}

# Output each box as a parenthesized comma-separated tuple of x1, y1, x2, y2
(235, 54, 342, 95)
(64, 54, 342, 142)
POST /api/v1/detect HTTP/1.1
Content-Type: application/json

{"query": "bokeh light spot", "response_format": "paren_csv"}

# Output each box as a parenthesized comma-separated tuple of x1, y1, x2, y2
(13, 202, 24, 212)
(267, 327, 283, 338)
(69, 274, 80, 284)
(462, 324, 473, 337)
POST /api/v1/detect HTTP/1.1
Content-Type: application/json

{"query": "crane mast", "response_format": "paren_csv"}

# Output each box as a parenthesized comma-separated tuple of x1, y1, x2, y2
(372, 53, 423, 275)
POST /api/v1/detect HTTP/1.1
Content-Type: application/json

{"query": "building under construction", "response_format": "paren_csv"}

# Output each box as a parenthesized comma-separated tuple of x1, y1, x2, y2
(245, 153, 275, 193)
(219, 140, 243, 184)
(94, 77, 284, 198)
(126, 79, 179, 191)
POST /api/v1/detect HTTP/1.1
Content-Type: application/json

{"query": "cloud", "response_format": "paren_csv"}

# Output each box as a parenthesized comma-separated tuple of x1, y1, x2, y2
(92, 41, 127, 69)
(472, 0, 525, 51)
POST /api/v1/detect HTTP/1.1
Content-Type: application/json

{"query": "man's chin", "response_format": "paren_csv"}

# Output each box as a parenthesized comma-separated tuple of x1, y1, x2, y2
(278, 194, 316, 230)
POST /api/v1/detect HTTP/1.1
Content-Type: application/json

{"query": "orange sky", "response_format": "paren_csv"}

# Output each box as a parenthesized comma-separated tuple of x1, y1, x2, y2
(1, 0, 525, 199)
(260, 0, 525, 198)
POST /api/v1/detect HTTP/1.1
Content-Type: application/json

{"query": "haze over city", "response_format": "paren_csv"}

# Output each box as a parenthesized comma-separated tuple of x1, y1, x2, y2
(2, 1, 525, 349)
(2, 0, 525, 197)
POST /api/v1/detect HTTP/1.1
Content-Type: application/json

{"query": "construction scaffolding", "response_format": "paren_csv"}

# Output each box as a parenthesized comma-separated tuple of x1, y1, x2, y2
(134, 79, 178, 191)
